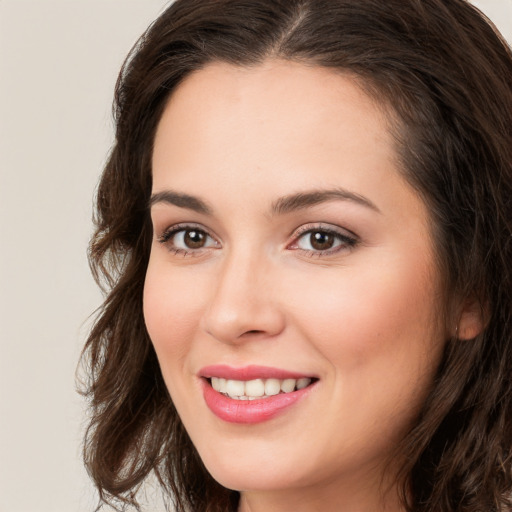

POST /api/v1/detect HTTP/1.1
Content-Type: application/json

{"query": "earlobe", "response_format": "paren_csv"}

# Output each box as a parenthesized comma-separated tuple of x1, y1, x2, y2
(455, 298, 488, 340)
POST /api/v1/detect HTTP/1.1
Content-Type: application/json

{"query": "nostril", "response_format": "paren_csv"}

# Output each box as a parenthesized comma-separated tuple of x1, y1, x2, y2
(238, 329, 268, 339)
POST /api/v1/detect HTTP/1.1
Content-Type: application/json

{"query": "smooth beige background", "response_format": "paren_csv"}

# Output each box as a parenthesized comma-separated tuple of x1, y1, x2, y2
(0, 1, 510, 511)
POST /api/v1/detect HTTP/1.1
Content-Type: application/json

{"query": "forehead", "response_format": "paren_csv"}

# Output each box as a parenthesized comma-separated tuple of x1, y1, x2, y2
(163, 59, 382, 117)
(152, 59, 397, 193)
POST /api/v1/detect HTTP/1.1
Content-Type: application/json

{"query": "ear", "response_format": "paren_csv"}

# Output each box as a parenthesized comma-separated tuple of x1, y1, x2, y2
(455, 297, 487, 340)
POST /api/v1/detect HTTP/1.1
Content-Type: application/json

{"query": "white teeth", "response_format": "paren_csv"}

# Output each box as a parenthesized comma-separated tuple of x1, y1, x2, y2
(264, 378, 281, 396)
(225, 379, 245, 397)
(211, 377, 221, 392)
(296, 377, 311, 390)
(281, 378, 296, 393)
(245, 379, 265, 397)
(211, 377, 228, 393)
(210, 377, 314, 399)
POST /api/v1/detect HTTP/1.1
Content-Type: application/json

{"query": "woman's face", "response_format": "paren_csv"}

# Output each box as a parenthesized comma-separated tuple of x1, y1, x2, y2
(144, 60, 448, 509)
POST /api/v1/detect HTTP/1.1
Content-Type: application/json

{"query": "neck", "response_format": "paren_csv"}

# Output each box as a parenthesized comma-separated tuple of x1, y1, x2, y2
(237, 472, 404, 512)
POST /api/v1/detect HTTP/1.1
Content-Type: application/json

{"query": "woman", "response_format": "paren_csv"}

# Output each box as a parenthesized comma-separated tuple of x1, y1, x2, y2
(82, 0, 512, 511)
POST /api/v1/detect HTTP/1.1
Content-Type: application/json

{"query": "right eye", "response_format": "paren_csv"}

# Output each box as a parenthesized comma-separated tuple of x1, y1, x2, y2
(158, 225, 219, 255)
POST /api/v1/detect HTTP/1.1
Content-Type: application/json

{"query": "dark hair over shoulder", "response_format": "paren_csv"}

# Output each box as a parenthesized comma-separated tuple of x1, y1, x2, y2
(81, 1, 512, 511)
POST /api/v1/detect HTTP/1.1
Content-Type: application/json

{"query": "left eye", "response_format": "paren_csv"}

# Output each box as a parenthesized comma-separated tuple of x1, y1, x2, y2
(159, 227, 218, 251)
(173, 229, 213, 249)
(294, 229, 356, 252)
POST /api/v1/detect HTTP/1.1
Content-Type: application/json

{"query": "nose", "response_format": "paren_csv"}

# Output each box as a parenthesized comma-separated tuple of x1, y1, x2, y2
(201, 251, 286, 344)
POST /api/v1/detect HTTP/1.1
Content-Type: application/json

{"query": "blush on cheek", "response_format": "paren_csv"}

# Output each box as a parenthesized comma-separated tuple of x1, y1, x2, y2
(300, 264, 440, 367)
(143, 279, 188, 355)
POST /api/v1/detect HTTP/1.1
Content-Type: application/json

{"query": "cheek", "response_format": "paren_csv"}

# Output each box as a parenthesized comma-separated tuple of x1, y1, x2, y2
(287, 253, 444, 381)
(289, 258, 444, 448)
(143, 262, 205, 367)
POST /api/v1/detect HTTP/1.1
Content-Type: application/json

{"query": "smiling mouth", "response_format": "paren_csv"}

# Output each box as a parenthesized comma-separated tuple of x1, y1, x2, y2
(207, 377, 316, 400)
(200, 367, 319, 423)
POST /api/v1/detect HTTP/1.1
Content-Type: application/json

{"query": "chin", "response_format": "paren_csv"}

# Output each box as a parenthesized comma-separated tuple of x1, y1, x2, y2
(205, 462, 303, 493)
(190, 438, 300, 491)
(197, 437, 339, 495)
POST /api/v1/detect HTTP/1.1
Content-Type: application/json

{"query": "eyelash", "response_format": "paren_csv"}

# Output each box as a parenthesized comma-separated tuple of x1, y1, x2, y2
(289, 224, 358, 257)
(157, 223, 358, 258)
(157, 223, 218, 257)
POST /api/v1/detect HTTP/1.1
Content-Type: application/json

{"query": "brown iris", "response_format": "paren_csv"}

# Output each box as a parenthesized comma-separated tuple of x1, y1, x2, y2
(184, 229, 207, 248)
(310, 231, 335, 250)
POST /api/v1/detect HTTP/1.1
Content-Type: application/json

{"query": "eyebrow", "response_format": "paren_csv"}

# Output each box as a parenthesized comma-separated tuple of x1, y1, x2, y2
(149, 187, 380, 215)
(149, 190, 212, 214)
(271, 188, 381, 215)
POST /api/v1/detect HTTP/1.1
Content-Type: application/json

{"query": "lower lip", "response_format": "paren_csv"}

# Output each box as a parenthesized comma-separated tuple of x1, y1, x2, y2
(201, 379, 315, 424)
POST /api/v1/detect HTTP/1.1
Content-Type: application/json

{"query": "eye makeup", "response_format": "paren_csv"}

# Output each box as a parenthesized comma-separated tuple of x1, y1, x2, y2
(156, 220, 359, 259)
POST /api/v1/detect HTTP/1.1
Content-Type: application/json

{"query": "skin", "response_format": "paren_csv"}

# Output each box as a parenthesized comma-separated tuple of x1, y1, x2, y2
(144, 60, 451, 512)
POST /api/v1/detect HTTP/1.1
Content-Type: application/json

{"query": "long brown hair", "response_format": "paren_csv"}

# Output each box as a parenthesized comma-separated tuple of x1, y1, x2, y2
(81, 1, 512, 510)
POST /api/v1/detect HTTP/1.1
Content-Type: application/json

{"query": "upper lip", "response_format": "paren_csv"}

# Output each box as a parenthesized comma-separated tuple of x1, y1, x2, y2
(198, 364, 317, 381)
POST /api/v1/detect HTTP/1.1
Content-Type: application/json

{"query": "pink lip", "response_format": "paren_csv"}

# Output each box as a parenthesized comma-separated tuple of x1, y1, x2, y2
(199, 364, 314, 381)
(198, 365, 317, 424)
